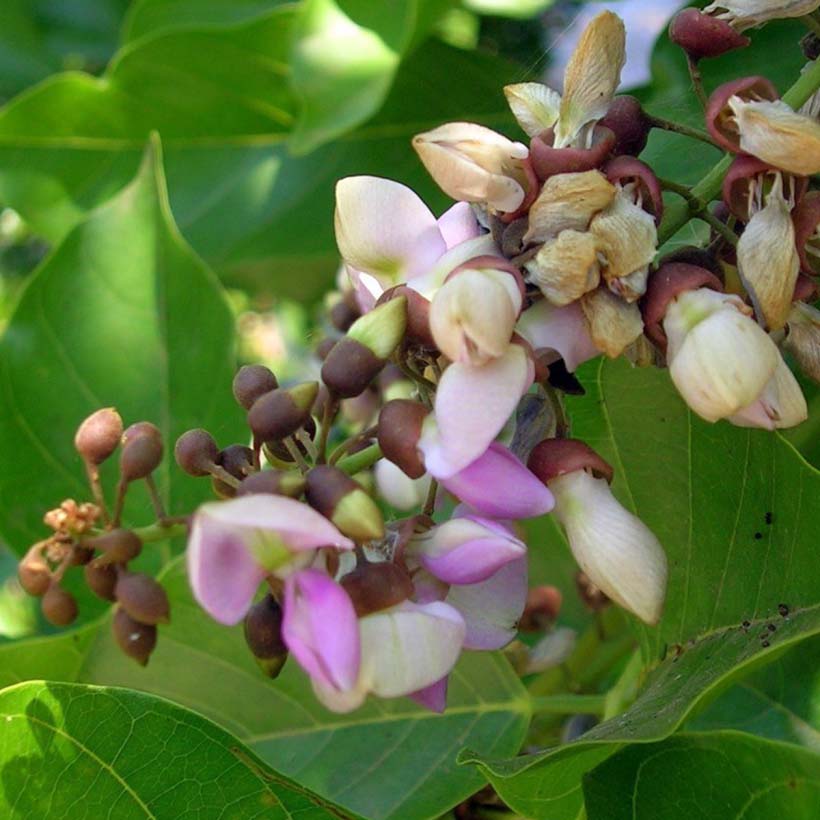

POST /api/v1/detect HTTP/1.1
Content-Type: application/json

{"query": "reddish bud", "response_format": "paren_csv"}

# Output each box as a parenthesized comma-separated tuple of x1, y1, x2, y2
(341, 561, 415, 617)
(120, 421, 163, 481)
(74, 408, 123, 465)
(247, 383, 318, 443)
(41, 584, 78, 626)
(321, 337, 385, 399)
(377, 285, 435, 349)
(233, 365, 278, 410)
(174, 429, 219, 476)
(84, 561, 118, 602)
(599, 96, 652, 157)
(115, 572, 170, 625)
(668, 8, 749, 61)
(112, 607, 157, 666)
(18, 546, 51, 596)
(305, 466, 385, 541)
(377, 399, 428, 479)
(330, 298, 359, 333)
(528, 438, 614, 485)
(244, 593, 288, 677)
(87, 528, 142, 566)
(236, 469, 306, 498)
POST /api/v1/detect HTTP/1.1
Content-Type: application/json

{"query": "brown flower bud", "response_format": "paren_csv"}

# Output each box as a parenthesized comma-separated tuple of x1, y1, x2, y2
(519, 585, 563, 632)
(315, 338, 337, 361)
(174, 428, 219, 476)
(18, 546, 51, 596)
(218, 444, 254, 479)
(321, 337, 386, 399)
(330, 298, 360, 333)
(377, 400, 428, 479)
(341, 561, 415, 617)
(528, 438, 614, 485)
(599, 96, 652, 157)
(74, 407, 123, 465)
(120, 421, 163, 481)
(112, 607, 157, 666)
(236, 469, 306, 499)
(247, 382, 318, 443)
(233, 364, 278, 410)
(305, 466, 384, 542)
(42, 584, 78, 626)
(114, 572, 170, 625)
(244, 593, 288, 678)
(376, 285, 435, 349)
(668, 8, 749, 61)
(84, 561, 118, 602)
(87, 528, 142, 566)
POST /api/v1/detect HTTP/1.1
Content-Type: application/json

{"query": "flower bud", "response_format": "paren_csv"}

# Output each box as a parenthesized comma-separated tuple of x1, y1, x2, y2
(174, 428, 219, 476)
(341, 561, 415, 617)
(668, 8, 749, 60)
(74, 407, 123, 465)
(41, 584, 78, 626)
(236, 469, 306, 498)
(112, 607, 157, 666)
(120, 421, 163, 481)
(84, 561, 118, 602)
(233, 364, 278, 410)
(247, 382, 318, 443)
(377, 285, 435, 349)
(377, 399, 428, 479)
(664, 288, 779, 422)
(785, 301, 820, 383)
(329, 295, 360, 333)
(114, 571, 170, 625)
(599, 96, 653, 157)
(349, 295, 408, 359)
(305, 466, 385, 542)
(412, 122, 530, 213)
(244, 593, 288, 678)
(18, 546, 51, 596)
(87, 528, 142, 566)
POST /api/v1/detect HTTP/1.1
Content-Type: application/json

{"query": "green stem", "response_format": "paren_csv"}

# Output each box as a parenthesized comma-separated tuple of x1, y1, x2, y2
(422, 478, 439, 517)
(131, 520, 188, 543)
(646, 113, 715, 146)
(659, 58, 820, 246)
(336, 442, 382, 476)
(530, 693, 606, 717)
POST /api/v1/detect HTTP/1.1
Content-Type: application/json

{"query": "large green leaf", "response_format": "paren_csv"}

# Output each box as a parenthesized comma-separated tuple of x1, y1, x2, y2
(583, 732, 820, 820)
(0, 680, 358, 819)
(0, 137, 244, 557)
(462, 358, 820, 819)
(0, 559, 531, 820)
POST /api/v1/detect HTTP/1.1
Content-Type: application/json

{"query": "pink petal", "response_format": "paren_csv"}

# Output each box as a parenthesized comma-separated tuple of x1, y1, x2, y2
(446, 556, 528, 650)
(282, 569, 360, 691)
(347, 265, 384, 313)
(335, 176, 446, 282)
(440, 442, 554, 519)
(436, 202, 481, 249)
(408, 676, 449, 713)
(420, 346, 534, 478)
(516, 300, 599, 372)
(187, 515, 267, 625)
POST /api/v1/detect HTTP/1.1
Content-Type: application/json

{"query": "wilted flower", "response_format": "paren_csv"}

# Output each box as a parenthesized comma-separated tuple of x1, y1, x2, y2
(525, 230, 601, 306)
(412, 123, 530, 213)
(784, 301, 820, 383)
(580, 287, 644, 358)
(704, 0, 820, 30)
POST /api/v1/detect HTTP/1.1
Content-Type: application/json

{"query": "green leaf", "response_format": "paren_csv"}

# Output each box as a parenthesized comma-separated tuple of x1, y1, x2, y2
(583, 732, 820, 820)
(0, 136, 243, 557)
(462, 358, 820, 819)
(0, 559, 531, 820)
(0, 680, 359, 819)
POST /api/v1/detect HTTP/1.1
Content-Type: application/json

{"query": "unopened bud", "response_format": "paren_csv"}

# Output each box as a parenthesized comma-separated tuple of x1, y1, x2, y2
(321, 338, 386, 399)
(244, 593, 288, 678)
(377, 399, 428, 479)
(341, 561, 415, 617)
(175, 428, 219, 476)
(213, 444, 254, 495)
(668, 8, 749, 61)
(114, 572, 170, 625)
(377, 286, 435, 349)
(120, 421, 163, 481)
(42, 584, 78, 626)
(519, 585, 563, 631)
(305, 466, 385, 542)
(329, 296, 360, 333)
(233, 364, 278, 410)
(112, 607, 157, 666)
(350, 296, 408, 360)
(87, 528, 142, 566)
(247, 382, 318, 443)
(236, 469, 306, 498)
(18, 546, 51, 596)
(74, 407, 123, 465)
(84, 562, 118, 601)
(599, 96, 653, 157)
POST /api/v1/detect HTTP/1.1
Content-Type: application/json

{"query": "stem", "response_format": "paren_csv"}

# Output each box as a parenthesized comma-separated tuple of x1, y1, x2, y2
(83, 460, 110, 525)
(315, 398, 337, 464)
(296, 429, 318, 462)
(131, 520, 188, 543)
(699, 209, 739, 246)
(111, 478, 128, 528)
(659, 177, 739, 246)
(422, 478, 439, 517)
(659, 58, 820, 245)
(544, 385, 569, 438)
(530, 693, 606, 716)
(283, 436, 310, 474)
(336, 442, 382, 476)
(144, 474, 167, 520)
(686, 54, 708, 109)
(646, 113, 715, 146)
(328, 425, 378, 466)
(208, 463, 241, 489)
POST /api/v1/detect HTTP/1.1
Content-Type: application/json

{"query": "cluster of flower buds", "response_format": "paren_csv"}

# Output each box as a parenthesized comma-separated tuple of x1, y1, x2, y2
(17, 408, 170, 664)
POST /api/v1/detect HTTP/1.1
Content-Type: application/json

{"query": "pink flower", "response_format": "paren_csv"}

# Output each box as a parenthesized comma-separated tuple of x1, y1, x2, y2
(187, 495, 353, 625)
(282, 569, 360, 693)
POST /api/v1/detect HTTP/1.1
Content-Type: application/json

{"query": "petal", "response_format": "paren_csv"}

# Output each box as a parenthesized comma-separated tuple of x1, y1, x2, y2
(516, 299, 600, 372)
(437, 202, 482, 249)
(187, 514, 267, 625)
(282, 569, 360, 691)
(374, 459, 431, 511)
(525, 229, 601, 306)
(504, 82, 562, 138)
(359, 601, 466, 698)
(439, 442, 555, 519)
(408, 676, 449, 713)
(729, 355, 807, 429)
(446, 556, 528, 650)
(347, 265, 384, 314)
(580, 286, 644, 358)
(409, 234, 500, 299)
(419, 346, 533, 478)
(335, 176, 446, 282)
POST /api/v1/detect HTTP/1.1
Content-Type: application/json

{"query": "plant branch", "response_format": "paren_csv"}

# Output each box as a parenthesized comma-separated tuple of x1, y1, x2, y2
(336, 442, 382, 476)
(686, 54, 708, 109)
(646, 113, 715, 146)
